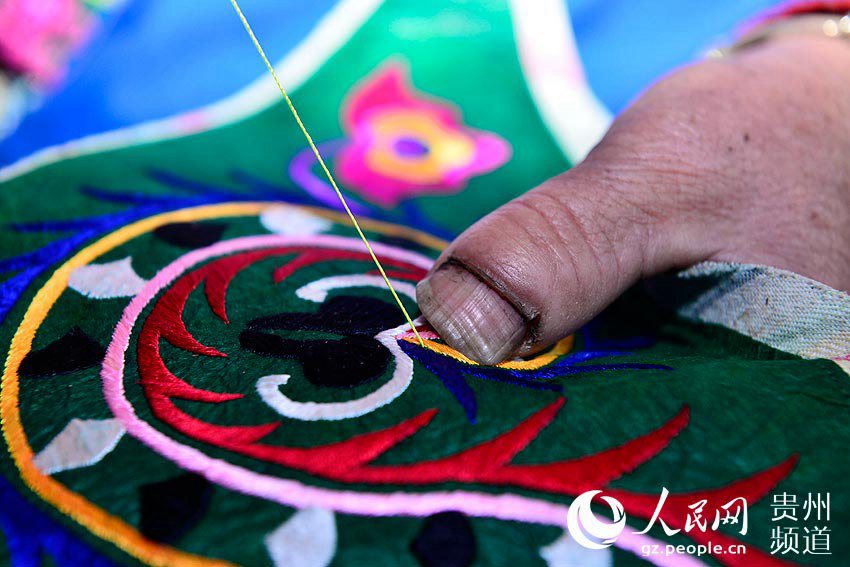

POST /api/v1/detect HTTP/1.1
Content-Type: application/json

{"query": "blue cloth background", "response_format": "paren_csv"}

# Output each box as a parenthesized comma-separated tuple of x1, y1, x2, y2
(0, 0, 787, 167)
(0, 0, 336, 165)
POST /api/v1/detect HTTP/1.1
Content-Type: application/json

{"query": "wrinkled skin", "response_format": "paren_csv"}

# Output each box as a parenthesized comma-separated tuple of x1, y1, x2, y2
(417, 36, 850, 364)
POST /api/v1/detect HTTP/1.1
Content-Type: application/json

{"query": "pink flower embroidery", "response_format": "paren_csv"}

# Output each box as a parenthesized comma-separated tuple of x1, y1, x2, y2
(0, 0, 91, 86)
(336, 62, 510, 208)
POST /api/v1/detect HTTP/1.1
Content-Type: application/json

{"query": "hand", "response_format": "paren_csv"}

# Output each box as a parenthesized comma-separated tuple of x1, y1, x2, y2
(416, 34, 850, 364)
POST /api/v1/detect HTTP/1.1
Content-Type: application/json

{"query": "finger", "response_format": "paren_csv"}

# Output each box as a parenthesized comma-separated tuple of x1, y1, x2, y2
(417, 36, 850, 365)
(415, 67, 738, 364)
(416, 164, 706, 364)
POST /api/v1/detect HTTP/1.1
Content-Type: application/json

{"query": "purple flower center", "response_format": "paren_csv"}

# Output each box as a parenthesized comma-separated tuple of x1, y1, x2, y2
(393, 137, 429, 158)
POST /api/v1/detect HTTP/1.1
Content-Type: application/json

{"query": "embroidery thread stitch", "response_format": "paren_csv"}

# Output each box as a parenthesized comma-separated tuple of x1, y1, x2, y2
(229, 0, 425, 346)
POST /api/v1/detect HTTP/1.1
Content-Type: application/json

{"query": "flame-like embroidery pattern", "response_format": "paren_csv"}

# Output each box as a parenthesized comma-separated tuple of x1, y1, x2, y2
(133, 237, 798, 566)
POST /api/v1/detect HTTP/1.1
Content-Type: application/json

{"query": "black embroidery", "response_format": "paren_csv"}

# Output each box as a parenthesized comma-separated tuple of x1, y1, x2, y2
(153, 222, 226, 249)
(139, 473, 212, 544)
(19, 327, 105, 378)
(410, 511, 476, 567)
(240, 295, 404, 388)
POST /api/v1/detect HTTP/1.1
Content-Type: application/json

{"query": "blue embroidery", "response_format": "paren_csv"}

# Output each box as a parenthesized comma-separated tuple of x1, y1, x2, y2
(0, 476, 115, 567)
(0, 170, 454, 325)
(400, 333, 670, 423)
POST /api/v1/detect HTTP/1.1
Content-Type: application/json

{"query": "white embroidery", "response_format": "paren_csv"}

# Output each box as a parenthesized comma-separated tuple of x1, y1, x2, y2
(295, 274, 416, 303)
(259, 275, 418, 421)
(508, 0, 612, 162)
(33, 418, 126, 475)
(265, 508, 337, 567)
(260, 206, 333, 236)
(69, 257, 147, 299)
(540, 532, 613, 567)
(256, 321, 414, 421)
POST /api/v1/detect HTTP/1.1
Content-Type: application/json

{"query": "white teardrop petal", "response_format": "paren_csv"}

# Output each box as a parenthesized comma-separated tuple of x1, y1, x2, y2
(33, 418, 125, 475)
(261, 206, 332, 236)
(540, 532, 612, 567)
(265, 507, 337, 567)
(69, 257, 147, 299)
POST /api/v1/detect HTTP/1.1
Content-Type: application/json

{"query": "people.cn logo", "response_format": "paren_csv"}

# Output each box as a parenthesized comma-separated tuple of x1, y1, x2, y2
(566, 490, 627, 549)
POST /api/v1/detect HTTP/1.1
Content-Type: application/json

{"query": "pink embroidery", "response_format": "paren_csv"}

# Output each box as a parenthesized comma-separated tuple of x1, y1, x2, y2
(0, 0, 91, 85)
(101, 234, 792, 567)
(102, 235, 698, 567)
(336, 62, 511, 207)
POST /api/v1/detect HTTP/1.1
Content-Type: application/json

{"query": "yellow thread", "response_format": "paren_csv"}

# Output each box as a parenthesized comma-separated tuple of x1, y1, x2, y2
(1, 202, 444, 566)
(2, 204, 266, 567)
(403, 335, 574, 370)
(229, 0, 424, 347)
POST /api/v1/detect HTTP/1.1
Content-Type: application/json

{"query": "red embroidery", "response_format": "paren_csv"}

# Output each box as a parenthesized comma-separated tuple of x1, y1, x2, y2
(366, 267, 425, 281)
(136, 246, 797, 566)
(272, 250, 427, 284)
(611, 456, 799, 567)
(139, 246, 436, 473)
(205, 249, 284, 323)
(332, 401, 689, 492)
(147, 267, 226, 357)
